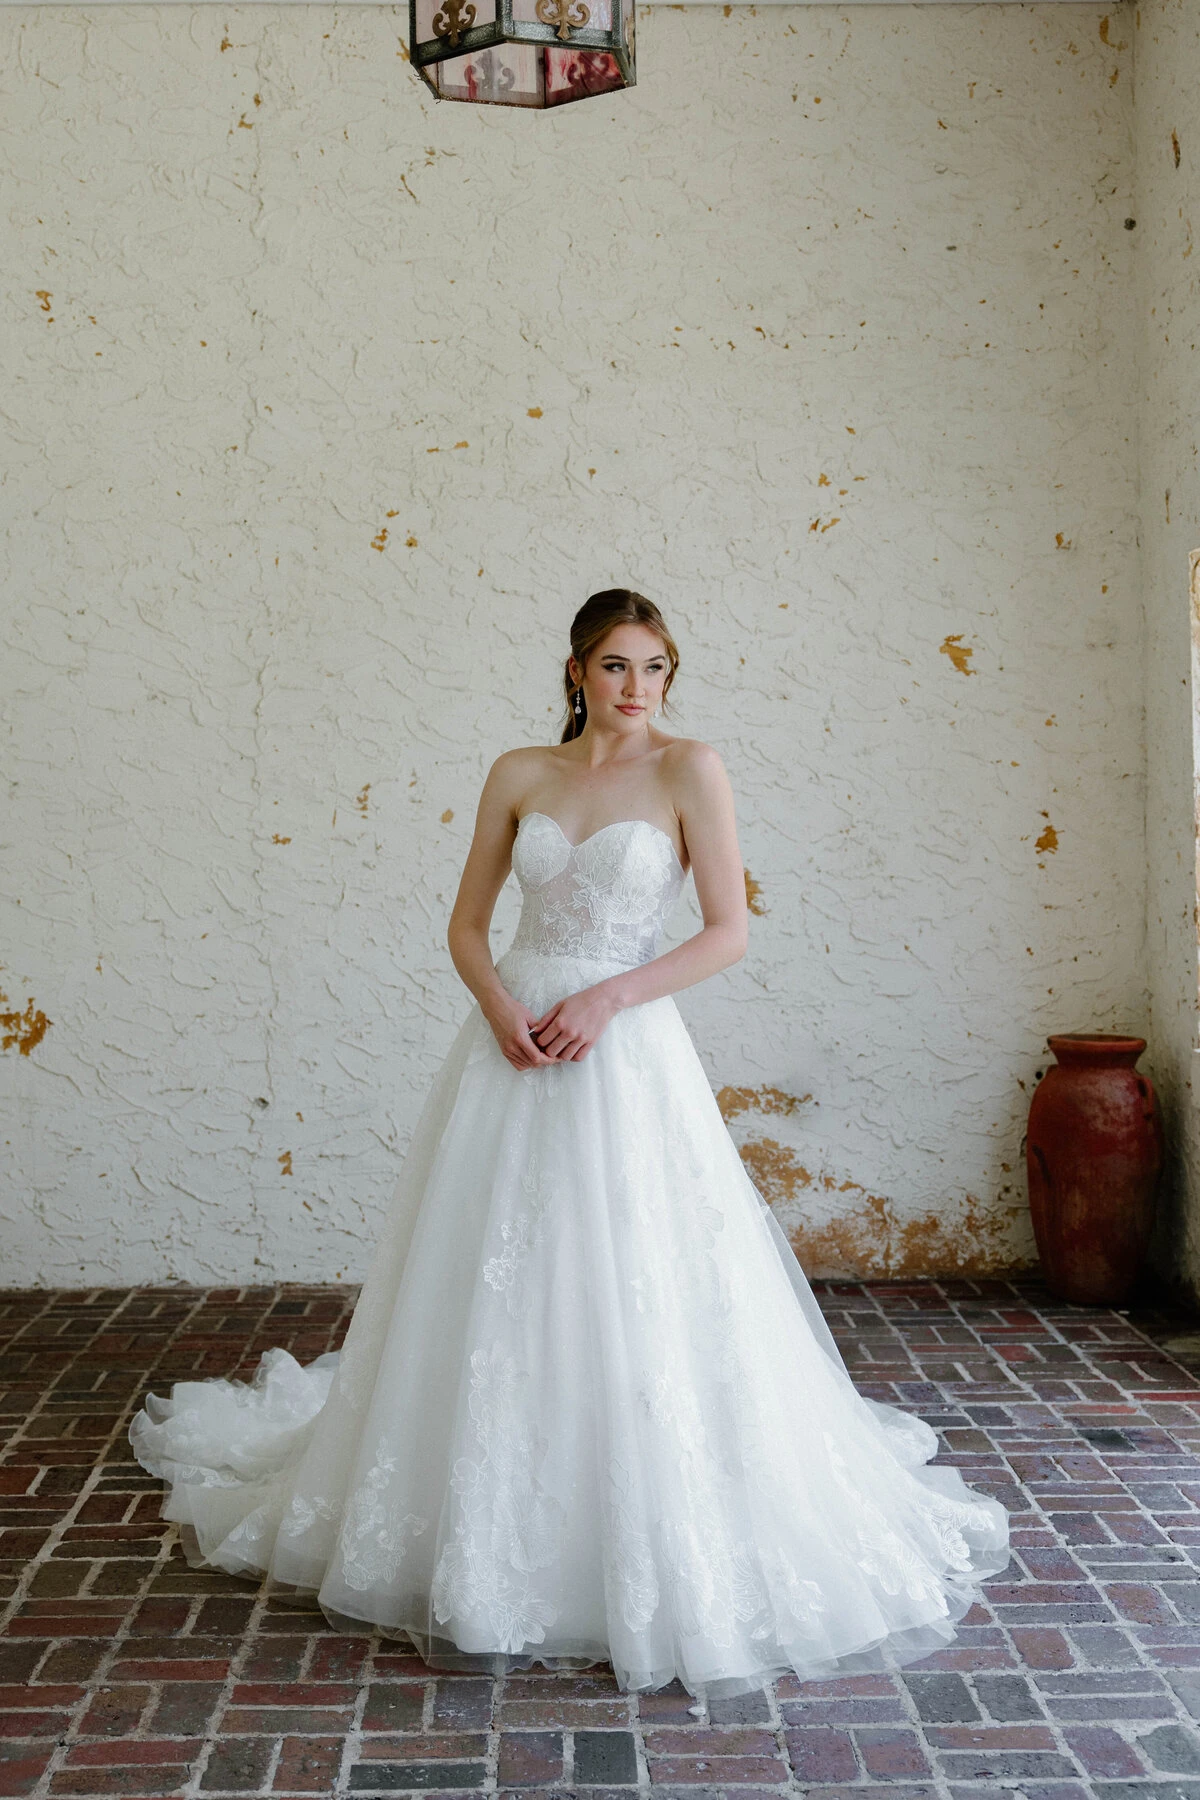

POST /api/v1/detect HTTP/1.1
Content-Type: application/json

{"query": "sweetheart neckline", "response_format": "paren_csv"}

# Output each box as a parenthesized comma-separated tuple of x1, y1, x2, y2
(517, 810, 687, 875)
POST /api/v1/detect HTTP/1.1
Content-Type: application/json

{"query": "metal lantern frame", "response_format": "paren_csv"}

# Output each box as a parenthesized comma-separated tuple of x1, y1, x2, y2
(410, 0, 635, 108)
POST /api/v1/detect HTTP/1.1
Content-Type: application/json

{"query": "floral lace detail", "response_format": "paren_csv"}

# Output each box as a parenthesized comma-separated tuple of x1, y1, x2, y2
(660, 1514, 732, 1643)
(755, 1547, 827, 1640)
(603, 1460, 660, 1633)
(338, 1458, 429, 1590)
(280, 1489, 341, 1539)
(431, 1344, 565, 1652)
(924, 1491, 1001, 1571)
(659, 1519, 787, 1648)
(222, 1502, 275, 1558)
(482, 1156, 555, 1318)
(820, 1429, 994, 1612)
(509, 814, 685, 966)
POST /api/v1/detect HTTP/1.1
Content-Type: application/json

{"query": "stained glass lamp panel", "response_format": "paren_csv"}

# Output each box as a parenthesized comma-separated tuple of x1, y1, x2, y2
(411, 0, 634, 108)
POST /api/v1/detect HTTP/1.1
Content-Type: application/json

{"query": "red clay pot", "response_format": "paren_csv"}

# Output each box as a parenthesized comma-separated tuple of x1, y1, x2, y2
(1026, 1033, 1164, 1306)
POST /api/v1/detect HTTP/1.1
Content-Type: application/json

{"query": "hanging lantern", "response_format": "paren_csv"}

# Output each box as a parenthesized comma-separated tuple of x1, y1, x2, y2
(410, 0, 634, 109)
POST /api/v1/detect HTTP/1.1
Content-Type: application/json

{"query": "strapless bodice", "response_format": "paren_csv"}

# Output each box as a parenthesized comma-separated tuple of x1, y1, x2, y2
(507, 812, 687, 967)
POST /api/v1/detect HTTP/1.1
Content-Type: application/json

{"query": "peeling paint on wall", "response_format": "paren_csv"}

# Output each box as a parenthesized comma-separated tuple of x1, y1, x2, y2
(0, 994, 51, 1057)
(717, 1084, 811, 1123)
(738, 1133, 1033, 1279)
(939, 635, 976, 676)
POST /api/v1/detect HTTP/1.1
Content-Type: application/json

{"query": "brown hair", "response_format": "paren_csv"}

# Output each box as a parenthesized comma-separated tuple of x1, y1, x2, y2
(560, 590, 680, 743)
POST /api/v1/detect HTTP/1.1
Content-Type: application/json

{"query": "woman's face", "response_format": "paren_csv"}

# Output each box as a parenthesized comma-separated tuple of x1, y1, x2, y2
(572, 623, 669, 735)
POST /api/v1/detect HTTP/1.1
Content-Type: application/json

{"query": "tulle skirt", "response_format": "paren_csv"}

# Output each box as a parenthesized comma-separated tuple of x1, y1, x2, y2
(129, 945, 1010, 1702)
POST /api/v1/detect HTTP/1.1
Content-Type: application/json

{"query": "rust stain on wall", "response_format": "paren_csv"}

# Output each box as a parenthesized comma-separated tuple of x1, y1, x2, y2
(278, 1151, 293, 1176)
(717, 1083, 812, 1123)
(1035, 819, 1058, 854)
(939, 634, 976, 675)
(744, 869, 767, 914)
(0, 993, 51, 1056)
(356, 784, 371, 815)
(738, 1134, 1031, 1278)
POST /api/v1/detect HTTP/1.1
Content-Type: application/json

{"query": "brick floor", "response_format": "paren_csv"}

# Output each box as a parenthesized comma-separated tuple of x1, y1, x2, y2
(5, 1278, 1200, 1795)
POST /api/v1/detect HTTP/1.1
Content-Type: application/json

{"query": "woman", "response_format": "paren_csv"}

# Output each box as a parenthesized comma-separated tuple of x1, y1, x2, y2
(130, 589, 1009, 1704)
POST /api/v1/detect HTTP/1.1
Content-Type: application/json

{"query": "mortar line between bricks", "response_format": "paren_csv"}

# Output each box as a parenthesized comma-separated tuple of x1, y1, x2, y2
(331, 1626, 376, 1800)
(261, 1730, 284, 1796)
(294, 1606, 318, 1685)
(487, 1665, 504, 1793)
(419, 1661, 436, 1733)
(759, 1656, 799, 1797)
(629, 1685, 649, 1791)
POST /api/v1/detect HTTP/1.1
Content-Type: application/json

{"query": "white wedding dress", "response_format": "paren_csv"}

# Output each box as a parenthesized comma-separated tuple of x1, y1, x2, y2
(130, 811, 1010, 1702)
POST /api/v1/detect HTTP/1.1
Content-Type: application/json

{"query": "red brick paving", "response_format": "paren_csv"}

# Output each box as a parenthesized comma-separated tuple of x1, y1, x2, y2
(4, 1278, 1200, 1793)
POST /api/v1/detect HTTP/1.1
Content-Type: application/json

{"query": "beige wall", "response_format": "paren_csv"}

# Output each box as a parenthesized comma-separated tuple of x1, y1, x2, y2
(1, 4, 1143, 1285)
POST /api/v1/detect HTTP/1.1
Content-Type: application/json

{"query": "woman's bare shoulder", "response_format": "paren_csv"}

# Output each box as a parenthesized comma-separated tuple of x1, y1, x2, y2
(660, 737, 734, 821)
(483, 744, 563, 802)
(660, 735, 728, 778)
(489, 743, 559, 772)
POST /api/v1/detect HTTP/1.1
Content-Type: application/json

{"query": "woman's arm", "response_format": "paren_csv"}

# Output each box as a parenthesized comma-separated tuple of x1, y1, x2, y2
(447, 752, 556, 1071)
(530, 743, 748, 1060)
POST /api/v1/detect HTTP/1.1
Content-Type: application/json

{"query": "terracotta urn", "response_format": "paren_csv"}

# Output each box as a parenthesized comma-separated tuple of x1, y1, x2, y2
(1026, 1033, 1164, 1306)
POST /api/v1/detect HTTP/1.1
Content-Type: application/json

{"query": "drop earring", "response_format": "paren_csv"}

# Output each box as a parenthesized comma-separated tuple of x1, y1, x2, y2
(573, 688, 583, 718)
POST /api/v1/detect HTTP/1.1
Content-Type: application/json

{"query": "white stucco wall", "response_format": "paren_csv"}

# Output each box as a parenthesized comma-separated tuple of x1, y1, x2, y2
(1136, 0, 1200, 1297)
(1, 3, 1143, 1285)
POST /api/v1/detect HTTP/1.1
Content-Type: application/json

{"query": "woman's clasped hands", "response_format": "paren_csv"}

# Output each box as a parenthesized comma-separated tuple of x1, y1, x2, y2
(483, 983, 618, 1071)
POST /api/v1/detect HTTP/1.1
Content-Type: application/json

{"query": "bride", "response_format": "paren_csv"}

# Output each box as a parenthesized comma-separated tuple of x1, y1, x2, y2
(130, 588, 1010, 1703)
